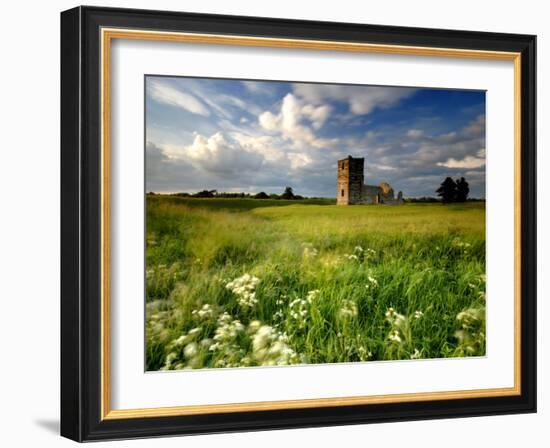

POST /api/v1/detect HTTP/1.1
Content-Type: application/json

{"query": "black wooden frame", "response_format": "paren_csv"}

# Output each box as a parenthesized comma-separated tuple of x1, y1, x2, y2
(61, 5, 537, 442)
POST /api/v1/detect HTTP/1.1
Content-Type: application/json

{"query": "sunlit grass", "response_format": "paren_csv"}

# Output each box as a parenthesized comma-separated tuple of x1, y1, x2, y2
(146, 196, 486, 371)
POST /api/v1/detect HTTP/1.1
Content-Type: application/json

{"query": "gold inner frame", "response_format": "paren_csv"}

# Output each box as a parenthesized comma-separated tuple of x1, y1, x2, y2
(100, 28, 522, 420)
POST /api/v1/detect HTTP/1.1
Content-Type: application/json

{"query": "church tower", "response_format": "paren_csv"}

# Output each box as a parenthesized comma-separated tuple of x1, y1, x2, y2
(337, 156, 364, 205)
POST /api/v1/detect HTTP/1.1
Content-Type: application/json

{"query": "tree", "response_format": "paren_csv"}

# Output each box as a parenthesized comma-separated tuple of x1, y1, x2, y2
(436, 177, 457, 203)
(455, 177, 470, 202)
(280, 186, 295, 200)
(193, 189, 216, 198)
(254, 191, 269, 199)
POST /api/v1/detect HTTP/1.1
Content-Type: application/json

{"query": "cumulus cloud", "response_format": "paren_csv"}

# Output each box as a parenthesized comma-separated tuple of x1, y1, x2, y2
(293, 83, 417, 115)
(147, 79, 210, 116)
(259, 93, 335, 149)
(184, 132, 264, 175)
(301, 104, 331, 129)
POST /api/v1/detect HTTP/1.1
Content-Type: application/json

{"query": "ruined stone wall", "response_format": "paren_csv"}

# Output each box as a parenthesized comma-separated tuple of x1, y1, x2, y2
(337, 156, 403, 205)
(348, 158, 364, 204)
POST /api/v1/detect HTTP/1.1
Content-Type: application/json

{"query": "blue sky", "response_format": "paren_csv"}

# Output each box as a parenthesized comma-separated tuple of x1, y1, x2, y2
(145, 76, 486, 198)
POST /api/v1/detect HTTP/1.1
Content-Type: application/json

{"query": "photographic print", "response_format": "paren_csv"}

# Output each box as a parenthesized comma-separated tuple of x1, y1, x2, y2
(61, 9, 536, 440)
(145, 76, 487, 371)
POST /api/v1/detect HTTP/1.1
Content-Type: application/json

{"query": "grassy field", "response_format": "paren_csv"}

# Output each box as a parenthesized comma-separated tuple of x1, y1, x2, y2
(146, 196, 486, 371)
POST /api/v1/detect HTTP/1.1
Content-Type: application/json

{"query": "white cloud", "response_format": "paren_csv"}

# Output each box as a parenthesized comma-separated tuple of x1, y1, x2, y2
(147, 79, 210, 116)
(184, 132, 264, 174)
(231, 133, 284, 163)
(258, 93, 336, 149)
(302, 104, 331, 129)
(293, 84, 417, 115)
(287, 152, 313, 170)
(437, 154, 486, 169)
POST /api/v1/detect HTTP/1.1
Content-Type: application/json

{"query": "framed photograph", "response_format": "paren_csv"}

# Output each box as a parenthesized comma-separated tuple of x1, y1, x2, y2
(60, 6, 536, 441)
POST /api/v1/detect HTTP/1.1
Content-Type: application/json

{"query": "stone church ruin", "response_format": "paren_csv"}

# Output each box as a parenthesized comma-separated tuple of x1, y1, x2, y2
(337, 155, 403, 205)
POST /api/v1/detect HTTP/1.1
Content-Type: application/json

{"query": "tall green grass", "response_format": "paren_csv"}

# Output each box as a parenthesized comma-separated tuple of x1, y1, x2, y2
(146, 196, 486, 371)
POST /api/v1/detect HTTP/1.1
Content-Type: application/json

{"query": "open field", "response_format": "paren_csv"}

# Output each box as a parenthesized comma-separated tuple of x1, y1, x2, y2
(146, 196, 486, 371)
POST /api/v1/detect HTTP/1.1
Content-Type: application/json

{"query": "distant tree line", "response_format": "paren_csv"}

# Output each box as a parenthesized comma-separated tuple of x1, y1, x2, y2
(147, 186, 309, 200)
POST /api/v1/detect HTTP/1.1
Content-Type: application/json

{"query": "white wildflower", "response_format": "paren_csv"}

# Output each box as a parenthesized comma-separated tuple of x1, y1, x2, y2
(306, 289, 320, 303)
(385, 307, 406, 326)
(365, 275, 379, 290)
(209, 313, 246, 367)
(226, 274, 260, 309)
(289, 298, 309, 328)
(339, 299, 358, 319)
(388, 330, 402, 344)
(248, 320, 262, 333)
(252, 325, 298, 366)
(183, 342, 198, 359)
(358, 346, 373, 361)
(303, 246, 319, 258)
(192, 304, 215, 320)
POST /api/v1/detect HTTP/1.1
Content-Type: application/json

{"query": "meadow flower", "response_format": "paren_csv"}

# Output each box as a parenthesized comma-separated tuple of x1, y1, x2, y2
(452, 238, 472, 253)
(388, 330, 402, 344)
(365, 275, 379, 290)
(306, 289, 320, 303)
(456, 307, 484, 330)
(161, 351, 179, 370)
(357, 346, 373, 361)
(338, 299, 358, 319)
(346, 254, 359, 261)
(209, 313, 247, 367)
(414, 310, 424, 319)
(174, 335, 188, 346)
(410, 348, 421, 359)
(184, 342, 199, 359)
(251, 325, 298, 366)
(188, 327, 202, 336)
(302, 243, 319, 258)
(385, 307, 405, 326)
(289, 297, 309, 328)
(366, 248, 376, 256)
(454, 306, 486, 356)
(192, 304, 215, 320)
(226, 274, 260, 309)
(248, 320, 262, 333)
